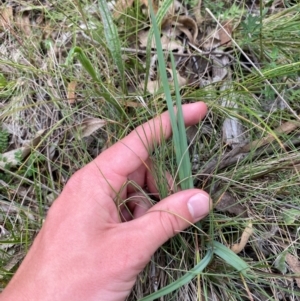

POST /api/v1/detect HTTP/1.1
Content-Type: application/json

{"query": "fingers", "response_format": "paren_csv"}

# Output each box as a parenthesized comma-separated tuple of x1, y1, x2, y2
(120, 166, 176, 222)
(129, 189, 211, 256)
(120, 191, 153, 221)
(71, 102, 207, 213)
(94, 102, 207, 178)
(127, 160, 175, 196)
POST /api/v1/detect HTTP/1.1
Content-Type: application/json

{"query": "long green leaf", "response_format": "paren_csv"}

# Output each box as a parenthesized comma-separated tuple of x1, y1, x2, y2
(144, 0, 174, 93)
(149, 2, 194, 190)
(148, 8, 251, 301)
(212, 241, 251, 277)
(149, 3, 185, 187)
(170, 53, 193, 189)
(98, 0, 126, 92)
(66, 47, 125, 116)
(67, 47, 98, 81)
(139, 247, 213, 301)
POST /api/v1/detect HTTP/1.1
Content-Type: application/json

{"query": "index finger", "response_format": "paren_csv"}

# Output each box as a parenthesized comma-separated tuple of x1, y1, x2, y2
(96, 102, 207, 177)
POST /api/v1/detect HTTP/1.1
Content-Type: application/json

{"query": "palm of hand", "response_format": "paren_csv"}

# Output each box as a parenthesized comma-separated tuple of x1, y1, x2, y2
(0, 102, 209, 301)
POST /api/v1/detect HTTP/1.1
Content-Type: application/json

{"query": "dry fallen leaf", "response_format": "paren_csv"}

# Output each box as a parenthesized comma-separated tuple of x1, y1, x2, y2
(139, 68, 187, 94)
(173, 16, 198, 44)
(113, 0, 134, 17)
(215, 191, 248, 217)
(139, 79, 160, 94)
(212, 54, 228, 81)
(166, 68, 187, 86)
(161, 22, 181, 40)
(125, 101, 144, 108)
(72, 118, 106, 139)
(193, 0, 204, 26)
(138, 30, 185, 54)
(201, 26, 220, 51)
(241, 118, 300, 153)
(285, 253, 300, 288)
(164, 40, 185, 55)
(138, 29, 159, 48)
(231, 223, 253, 254)
(113, 0, 160, 18)
(67, 81, 77, 104)
(15, 13, 32, 36)
(218, 20, 233, 46)
(166, 0, 186, 16)
(277, 242, 300, 288)
(0, 6, 13, 31)
(139, 0, 185, 19)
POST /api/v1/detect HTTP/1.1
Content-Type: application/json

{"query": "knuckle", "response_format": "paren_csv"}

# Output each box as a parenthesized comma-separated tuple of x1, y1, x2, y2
(159, 210, 181, 240)
(64, 168, 87, 193)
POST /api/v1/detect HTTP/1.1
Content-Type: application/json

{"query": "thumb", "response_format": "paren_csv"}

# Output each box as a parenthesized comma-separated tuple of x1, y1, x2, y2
(131, 189, 211, 256)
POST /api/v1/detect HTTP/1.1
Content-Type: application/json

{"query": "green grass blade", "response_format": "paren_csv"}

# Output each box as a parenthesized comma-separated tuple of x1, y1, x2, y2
(212, 241, 251, 277)
(0, 73, 8, 87)
(67, 46, 98, 81)
(147, 0, 175, 44)
(66, 46, 125, 116)
(144, 0, 174, 93)
(98, 0, 126, 92)
(149, 3, 184, 185)
(170, 53, 193, 189)
(139, 247, 214, 301)
(149, 2, 193, 190)
(154, 0, 174, 27)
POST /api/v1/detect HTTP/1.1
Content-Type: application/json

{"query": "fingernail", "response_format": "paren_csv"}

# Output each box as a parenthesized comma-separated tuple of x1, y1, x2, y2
(187, 193, 210, 221)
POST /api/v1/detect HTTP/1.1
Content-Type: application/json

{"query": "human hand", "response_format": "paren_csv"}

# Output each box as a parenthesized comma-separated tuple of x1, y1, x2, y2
(0, 102, 210, 301)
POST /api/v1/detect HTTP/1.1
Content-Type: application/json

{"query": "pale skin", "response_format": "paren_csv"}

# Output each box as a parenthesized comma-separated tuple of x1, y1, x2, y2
(0, 102, 210, 301)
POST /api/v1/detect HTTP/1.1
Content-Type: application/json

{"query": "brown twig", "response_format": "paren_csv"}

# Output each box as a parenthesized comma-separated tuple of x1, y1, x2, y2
(199, 133, 300, 175)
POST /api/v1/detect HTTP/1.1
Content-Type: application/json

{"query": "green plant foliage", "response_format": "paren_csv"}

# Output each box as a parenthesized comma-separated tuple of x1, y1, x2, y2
(146, 5, 251, 301)
(139, 247, 214, 301)
(66, 46, 125, 116)
(282, 208, 300, 225)
(241, 14, 262, 40)
(0, 130, 9, 153)
(98, 0, 126, 92)
(274, 251, 288, 274)
(219, 4, 243, 20)
(0, 73, 7, 89)
(212, 241, 251, 277)
(149, 1, 192, 191)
